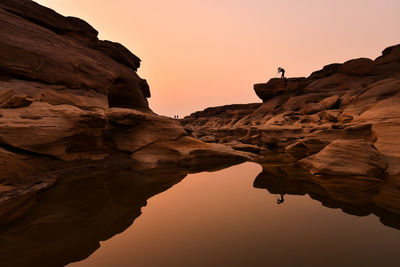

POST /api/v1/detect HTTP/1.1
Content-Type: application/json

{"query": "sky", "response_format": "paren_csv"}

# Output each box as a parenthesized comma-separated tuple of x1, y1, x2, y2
(35, 0, 400, 117)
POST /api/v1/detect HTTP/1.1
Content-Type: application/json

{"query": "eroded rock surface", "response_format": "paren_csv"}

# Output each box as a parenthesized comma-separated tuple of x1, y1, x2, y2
(299, 140, 387, 178)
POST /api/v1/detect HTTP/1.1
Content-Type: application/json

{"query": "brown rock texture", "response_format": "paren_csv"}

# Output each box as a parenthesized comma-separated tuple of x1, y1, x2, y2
(299, 140, 387, 178)
(0, 0, 250, 214)
(182, 44, 400, 217)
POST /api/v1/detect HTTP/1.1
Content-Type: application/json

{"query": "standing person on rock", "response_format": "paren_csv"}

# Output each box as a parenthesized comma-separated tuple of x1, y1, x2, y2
(278, 67, 285, 78)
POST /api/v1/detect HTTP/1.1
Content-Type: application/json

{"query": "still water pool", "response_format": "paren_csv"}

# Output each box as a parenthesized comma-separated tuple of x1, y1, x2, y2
(67, 162, 400, 267)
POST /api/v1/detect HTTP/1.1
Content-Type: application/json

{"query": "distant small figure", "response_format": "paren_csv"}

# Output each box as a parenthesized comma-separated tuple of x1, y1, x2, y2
(277, 67, 285, 78)
(276, 194, 285, 204)
(173, 115, 179, 119)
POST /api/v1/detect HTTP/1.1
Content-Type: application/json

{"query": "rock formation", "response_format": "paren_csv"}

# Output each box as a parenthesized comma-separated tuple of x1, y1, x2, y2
(182, 43, 400, 217)
(0, 0, 251, 217)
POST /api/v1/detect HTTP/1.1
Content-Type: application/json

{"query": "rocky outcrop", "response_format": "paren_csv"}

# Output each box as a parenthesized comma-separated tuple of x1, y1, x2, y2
(182, 44, 400, 215)
(254, 77, 308, 101)
(0, 0, 250, 216)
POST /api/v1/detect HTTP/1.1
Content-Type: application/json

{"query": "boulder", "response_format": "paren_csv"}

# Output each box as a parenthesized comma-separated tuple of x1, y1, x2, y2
(284, 138, 326, 160)
(299, 139, 387, 178)
(339, 58, 374, 76)
(309, 63, 342, 80)
(254, 77, 308, 102)
(107, 108, 186, 153)
(130, 136, 253, 171)
(319, 110, 340, 122)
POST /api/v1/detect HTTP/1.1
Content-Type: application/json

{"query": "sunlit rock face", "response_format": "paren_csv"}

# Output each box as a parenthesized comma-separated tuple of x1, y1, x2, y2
(182, 44, 400, 209)
(0, 0, 250, 210)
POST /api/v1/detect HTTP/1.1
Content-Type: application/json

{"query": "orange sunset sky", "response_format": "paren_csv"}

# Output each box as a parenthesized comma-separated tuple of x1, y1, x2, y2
(35, 0, 400, 117)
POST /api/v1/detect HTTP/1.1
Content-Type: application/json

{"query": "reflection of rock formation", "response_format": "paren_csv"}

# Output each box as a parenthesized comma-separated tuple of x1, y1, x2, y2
(0, 161, 238, 267)
(254, 164, 400, 230)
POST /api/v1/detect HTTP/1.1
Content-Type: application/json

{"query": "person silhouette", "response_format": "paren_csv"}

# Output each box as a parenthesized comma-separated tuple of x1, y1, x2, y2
(276, 194, 285, 204)
(278, 67, 285, 78)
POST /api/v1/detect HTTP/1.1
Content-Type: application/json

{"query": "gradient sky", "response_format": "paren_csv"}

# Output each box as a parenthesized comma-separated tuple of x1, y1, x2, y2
(35, 0, 400, 117)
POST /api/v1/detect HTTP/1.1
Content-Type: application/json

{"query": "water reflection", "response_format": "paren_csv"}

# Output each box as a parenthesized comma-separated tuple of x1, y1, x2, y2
(254, 164, 400, 230)
(276, 194, 285, 204)
(0, 166, 196, 267)
(1, 161, 400, 266)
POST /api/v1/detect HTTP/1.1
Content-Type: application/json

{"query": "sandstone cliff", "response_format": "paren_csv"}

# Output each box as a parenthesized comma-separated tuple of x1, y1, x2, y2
(0, 0, 250, 215)
(182, 44, 400, 215)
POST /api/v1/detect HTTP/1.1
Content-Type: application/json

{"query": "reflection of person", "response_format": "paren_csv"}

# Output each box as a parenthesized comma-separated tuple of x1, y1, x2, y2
(276, 194, 285, 204)
(277, 67, 285, 78)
